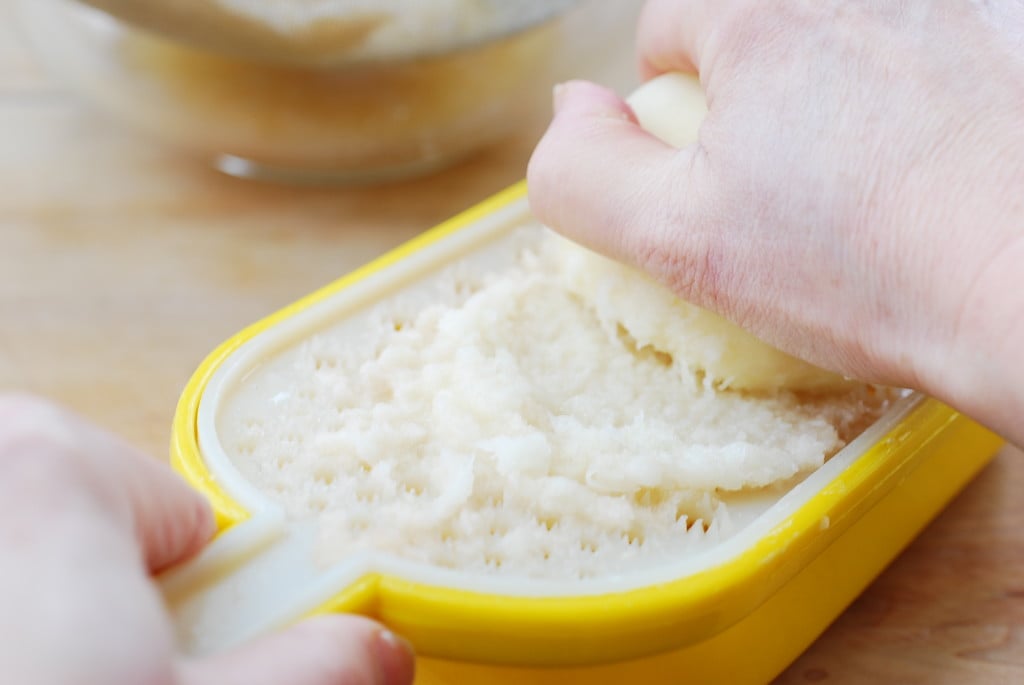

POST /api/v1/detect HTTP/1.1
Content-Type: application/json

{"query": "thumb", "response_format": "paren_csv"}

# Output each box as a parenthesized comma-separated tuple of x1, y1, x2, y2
(180, 615, 415, 685)
(527, 79, 720, 300)
(0, 394, 215, 574)
(116, 443, 216, 574)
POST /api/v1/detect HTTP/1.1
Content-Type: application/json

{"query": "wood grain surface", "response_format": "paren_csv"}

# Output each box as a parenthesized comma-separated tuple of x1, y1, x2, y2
(1, 3, 1021, 683)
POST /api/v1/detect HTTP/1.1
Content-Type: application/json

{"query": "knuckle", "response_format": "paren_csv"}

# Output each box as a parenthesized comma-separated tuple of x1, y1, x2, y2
(713, 0, 812, 67)
(0, 393, 66, 458)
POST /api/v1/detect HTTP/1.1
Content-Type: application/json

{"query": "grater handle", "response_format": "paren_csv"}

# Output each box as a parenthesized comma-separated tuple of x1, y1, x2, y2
(159, 513, 339, 657)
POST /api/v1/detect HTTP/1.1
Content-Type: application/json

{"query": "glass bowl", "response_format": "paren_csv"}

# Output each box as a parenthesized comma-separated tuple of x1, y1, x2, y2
(15, 0, 641, 184)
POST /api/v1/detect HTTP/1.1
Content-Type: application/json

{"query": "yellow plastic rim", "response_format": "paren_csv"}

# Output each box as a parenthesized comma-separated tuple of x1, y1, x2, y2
(170, 180, 1002, 665)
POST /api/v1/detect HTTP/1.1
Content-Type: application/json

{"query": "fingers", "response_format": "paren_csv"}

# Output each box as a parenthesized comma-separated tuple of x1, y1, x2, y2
(180, 616, 415, 685)
(527, 80, 667, 263)
(115, 436, 216, 573)
(637, 0, 722, 79)
(527, 80, 717, 292)
(0, 394, 214, 574)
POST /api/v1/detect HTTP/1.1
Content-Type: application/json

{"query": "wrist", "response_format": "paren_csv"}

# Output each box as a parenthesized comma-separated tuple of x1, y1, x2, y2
(922, 235, 1024, 446)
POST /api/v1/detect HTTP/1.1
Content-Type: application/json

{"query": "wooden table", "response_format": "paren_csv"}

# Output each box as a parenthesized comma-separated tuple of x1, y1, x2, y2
(1, 4, 1021, 683)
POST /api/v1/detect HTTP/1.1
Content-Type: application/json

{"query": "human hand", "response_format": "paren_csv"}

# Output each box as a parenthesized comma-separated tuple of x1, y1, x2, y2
(0, 394, 415, 685)
(528, 0, 1024, 445)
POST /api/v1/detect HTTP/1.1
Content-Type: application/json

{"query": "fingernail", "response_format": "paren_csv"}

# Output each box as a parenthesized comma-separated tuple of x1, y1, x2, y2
(553, 82, 569, 114)
(374, 629, 416, 685)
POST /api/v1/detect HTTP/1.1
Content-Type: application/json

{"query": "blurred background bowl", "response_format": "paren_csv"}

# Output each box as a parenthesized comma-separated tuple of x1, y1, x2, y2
(14, 0, 642, 184)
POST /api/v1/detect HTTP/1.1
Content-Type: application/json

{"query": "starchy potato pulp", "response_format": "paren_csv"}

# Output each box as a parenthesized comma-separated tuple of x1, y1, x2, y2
(218, 226, 895, 580)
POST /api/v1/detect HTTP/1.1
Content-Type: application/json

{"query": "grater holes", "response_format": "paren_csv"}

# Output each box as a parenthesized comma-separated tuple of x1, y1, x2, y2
(314, 467, 337, 486)
(355, 486, 381, 504)
(623, 528, 645, 547)
(684, 518, 711, 533)
(536, 516, 559, 532)
(314, 355, 338, 371)
(398, 476, 426, 497)
(632, 487, 668, 508)
(283, 432, 305, 446)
